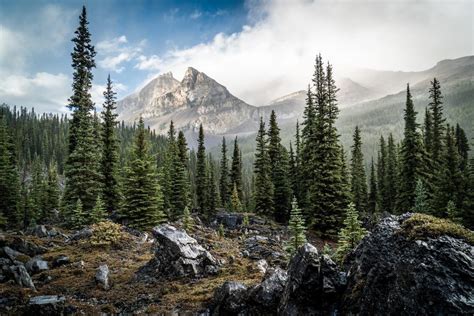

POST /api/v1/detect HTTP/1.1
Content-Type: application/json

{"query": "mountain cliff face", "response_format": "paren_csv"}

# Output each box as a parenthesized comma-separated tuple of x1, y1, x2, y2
(117, 67, 257, 135)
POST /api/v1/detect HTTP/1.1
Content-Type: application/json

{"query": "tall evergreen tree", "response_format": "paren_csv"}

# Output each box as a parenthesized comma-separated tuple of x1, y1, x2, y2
(386, 134, 398, 213)
(397, 84, 424, 213)
(230, 137, 243, 201)
(423, 107, 433, 155)
(350, 126, 368, 214)
(100, 75, 120, 212)
(268, 110, 292, 222)
(219, 137, 230, 207)
(121, 118, 166, 229)
(377, 136, 387, 212)
(285, 197, 306, 255)
(412, 179, 429, 214)
(368, 158, 377, 215)
(196, 124, 208, 215)
(0, 115, 19, 226)
(207, 159, 217, 214)
(64, 6, 101, 218)
(428, 78, 445, 166)
(254, 117, 274, 215)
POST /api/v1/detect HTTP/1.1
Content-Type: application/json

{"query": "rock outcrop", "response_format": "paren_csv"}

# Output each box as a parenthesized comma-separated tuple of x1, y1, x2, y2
(139, 224, 219, 280)
(26, 295, 66, 315)
(95, 264, 110, 290)
(341, 215, 474, 315)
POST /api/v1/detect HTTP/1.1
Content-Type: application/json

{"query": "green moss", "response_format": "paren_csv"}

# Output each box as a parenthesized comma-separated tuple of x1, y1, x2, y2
(402, 213, 474, 245)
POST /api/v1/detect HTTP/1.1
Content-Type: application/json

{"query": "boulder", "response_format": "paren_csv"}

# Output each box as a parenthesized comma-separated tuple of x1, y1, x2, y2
(211, 281, 249, 315)
(2, 246, 27, 261)
(255, 259, 268, 274)
(26, 295, 65, 315)
(10, 264, 35, 290)
(25, 256, 49, 274)
(278, 243, 345, 315)
(27, 225, 48, 238)
(243, 235, 285, 264)
(52, 255, 70, 268)
(10, 237, 48, 256)
(139, 224, 219, 279)
(67, 227, 93, 242)
(249, 268, 288, 312)
(95, 264, 110, 290)
(341, 214, 474, 315)
(213, 212, 244, 230)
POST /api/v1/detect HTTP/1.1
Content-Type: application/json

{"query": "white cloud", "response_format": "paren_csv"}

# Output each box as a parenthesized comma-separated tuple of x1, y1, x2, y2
(136, 0, 473, 105)
(190, 10, 202, 19)
(135, 55, 163, 71)
(97, 36, 145, 72)
(0, 72, 70, 112)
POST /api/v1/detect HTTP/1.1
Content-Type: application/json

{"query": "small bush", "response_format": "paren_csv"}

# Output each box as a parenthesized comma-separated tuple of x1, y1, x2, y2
(402, 213, 474, 245)
(90, 221, 123, 246)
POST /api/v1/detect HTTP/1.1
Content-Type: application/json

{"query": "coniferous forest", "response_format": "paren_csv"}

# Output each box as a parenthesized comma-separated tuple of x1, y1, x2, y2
(0, 4, 473, 315)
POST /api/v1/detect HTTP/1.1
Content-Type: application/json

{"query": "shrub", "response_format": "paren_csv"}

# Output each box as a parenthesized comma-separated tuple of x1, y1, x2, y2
(90, 221, 123, 246)
(401, 213, 474, 245)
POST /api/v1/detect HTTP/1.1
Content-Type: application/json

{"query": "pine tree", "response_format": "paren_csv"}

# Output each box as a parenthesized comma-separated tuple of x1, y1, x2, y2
(91, 195, 107, 223)
(377, 136, 387, 212)
(64, 6, 101, 219)
(254, 117, 274, 215)
(428, 78, 445, 166)
(121, 118, 166, 230)
(71, 199, 86, 229)
(219, 137, 230, 206)
(350, 126, 368, 214)
(100, 75, 120, 213)
(446, 200, 461, 224)
(182, 206, 193, 231)
(230, 183, 242, 212)
(207, 159, 217, 214)
(368, 158, 377, 215)
(0, 115, 19, 226)
(268, 110, 292, 222)
(285, 197, 306, 255)
(412, 179, 429, 214)
(196, 124, 208, 215)
(397, 84, 424, 213)
(423, 107, 433, 155)
(43, 163, 60, 220)
(230, 137, 243, 201)
(386, 134, 398, 213)
(334, 202, 367, 263)
(433, 126, 462, 217)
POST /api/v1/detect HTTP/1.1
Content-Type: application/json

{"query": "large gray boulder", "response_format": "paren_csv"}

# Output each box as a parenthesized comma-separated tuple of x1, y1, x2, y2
(95, 264, 110, 290)
(25, 256, 49, 274)
(249, 267, 288, 312)
(341, 214, 474, 315)
(212, 281, 249, 315)
(139, 224, 219, 279)
(278, 243, 345, 315)
(10, 264, 35, 290)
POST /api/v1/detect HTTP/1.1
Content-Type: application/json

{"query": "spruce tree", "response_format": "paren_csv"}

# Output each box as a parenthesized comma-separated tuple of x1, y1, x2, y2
(397, 84, 424, 213)
(100, 75, 120, 213)
(446, 200, 461, 224)
(386, 134, 398, 213)
(71, 199, 86, 229)
(230, 137, 243, 201)
(334, 202, 367, 263)
(219, 137, 230, 206)
(43, 163, 60, 220)
(428, 78, 445, 166)
(121, 118, 166, 230)
(412, 179, 429, 214)
(0, 115, 19, 226)
(182, 206, 193, 231)
(268, 110, 292, 222)
(350, 126, 368, 215)
(368, 158, 377, 215)
(377, 136, 387, 212)
(91, 195, 107, 223)
(207, 159, 217, 214)
(231, 183, 242, 212)
(196, 124, 208, 215)
(254, 117, 274, 215)
(64, 6, 101, 219)
(285, 197, 306, 255)
(423, 107, 433, 155)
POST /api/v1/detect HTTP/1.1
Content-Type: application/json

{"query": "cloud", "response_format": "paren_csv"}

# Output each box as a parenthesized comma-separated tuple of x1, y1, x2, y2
(0, 72, 70, 112)
(190, 10, 202, 19)
(97, 36, 145, 72)
(135, 0, 473, 105)
(135, 55, 163, 71)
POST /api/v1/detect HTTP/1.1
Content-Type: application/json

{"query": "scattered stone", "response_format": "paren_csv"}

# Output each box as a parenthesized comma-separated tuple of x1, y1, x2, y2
(25, 256, 49, 274)
(10, 264, 35, 290)
(213, 212, 243, 230)
(27, 295, 66, 315)
(2, 246, 26, 261)
(68, 227, 93, 242)
(26, 225, 49, 238)
(341, 214, 474, 315)
(72, 260, 85, 269)
(52, 255, 70, 268)
(95, 264, 110, 290)
(243, 235, 285, 265)
(212, 281, 249, 315)
(255, 259, 268, 274)
(138, 224, 219, 279)
(278, 243, 344, 315)
(10, 237, 48, 256)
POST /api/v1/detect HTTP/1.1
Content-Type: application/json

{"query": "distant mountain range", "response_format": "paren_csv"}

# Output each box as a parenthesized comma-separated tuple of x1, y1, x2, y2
(118, 56, 474, 154)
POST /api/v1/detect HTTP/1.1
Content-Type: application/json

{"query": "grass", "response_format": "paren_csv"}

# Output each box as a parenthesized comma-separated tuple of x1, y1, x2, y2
(401, 213, 474, 245)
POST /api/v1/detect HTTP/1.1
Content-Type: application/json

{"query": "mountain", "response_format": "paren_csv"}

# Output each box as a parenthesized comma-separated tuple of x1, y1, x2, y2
(117, 67, 257, 135)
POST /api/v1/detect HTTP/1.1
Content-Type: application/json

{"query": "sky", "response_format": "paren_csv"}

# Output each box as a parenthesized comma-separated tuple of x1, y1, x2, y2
(0, 0, 473, 113)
